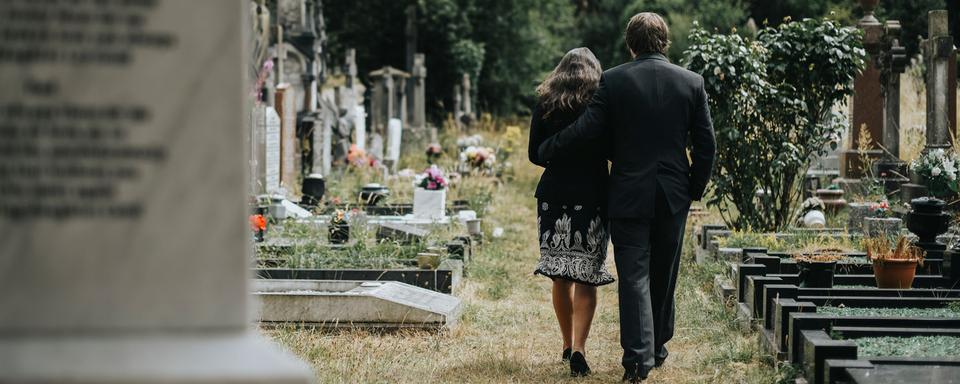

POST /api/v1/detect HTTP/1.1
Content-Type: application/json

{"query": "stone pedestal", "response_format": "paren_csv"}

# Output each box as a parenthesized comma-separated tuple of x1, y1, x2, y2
(0, 1, 311, 382)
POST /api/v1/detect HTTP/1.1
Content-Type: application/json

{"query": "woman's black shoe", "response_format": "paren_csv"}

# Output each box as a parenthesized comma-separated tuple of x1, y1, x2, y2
(562, 347, 572, 362)
(569, 351, 591, 377)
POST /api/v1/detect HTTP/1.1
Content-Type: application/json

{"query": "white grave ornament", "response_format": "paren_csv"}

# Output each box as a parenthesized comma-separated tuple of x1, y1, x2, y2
(0, 1, 311, 382)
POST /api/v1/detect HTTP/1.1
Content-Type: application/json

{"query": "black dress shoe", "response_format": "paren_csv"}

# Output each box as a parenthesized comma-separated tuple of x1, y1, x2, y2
(622, 365, 647, 383)
(562, 347, 572, 362)
(654, 347, 669, 368)
(569, 351, 591, 377)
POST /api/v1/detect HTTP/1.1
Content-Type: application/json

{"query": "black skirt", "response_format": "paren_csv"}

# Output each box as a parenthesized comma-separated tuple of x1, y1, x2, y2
(534, 200, 614, 286)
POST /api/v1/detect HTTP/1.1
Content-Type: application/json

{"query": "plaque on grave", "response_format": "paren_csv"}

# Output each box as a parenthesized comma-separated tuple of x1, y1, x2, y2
(0, 1, 310, 381)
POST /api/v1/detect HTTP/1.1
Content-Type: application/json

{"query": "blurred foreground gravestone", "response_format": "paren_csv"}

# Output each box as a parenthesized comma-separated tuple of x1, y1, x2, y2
(0, 1, 311, 382)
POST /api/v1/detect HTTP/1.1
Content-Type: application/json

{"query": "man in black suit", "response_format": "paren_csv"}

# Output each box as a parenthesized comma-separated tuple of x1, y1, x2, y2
(537, 12, 716, 383)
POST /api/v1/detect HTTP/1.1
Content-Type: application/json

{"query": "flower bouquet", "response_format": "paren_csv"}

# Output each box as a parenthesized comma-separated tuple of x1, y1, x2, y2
(911, 148, 959, 198)
(249, 214, 267, 242)
(460, 146, 497, 172)
(414, 165, 448, 219)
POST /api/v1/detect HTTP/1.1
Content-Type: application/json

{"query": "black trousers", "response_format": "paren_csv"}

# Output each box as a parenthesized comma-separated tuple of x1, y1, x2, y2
(610, 185, 689, 373)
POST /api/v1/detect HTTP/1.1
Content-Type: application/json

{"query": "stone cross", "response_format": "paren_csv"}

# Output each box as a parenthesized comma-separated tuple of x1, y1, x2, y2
(410, 53, 428, 131)
(0, 1, 310, 381)
(878, 20, 908, 159)
(369, 66, 410, 136)
(924, 10, 956, 150)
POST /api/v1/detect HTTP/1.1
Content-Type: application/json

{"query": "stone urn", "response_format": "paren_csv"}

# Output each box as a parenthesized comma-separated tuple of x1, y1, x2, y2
(815, 189, 847, 214)
(863, 217, 902, 239)
(905, 197, 950, 247)
(358, 183, 390, 206)
(802, 210, 826, 228)
(847, 202, 876, 232)
(301, 173, 325, 206)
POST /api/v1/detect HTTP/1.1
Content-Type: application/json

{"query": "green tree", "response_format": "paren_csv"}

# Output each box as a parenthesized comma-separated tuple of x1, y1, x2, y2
(684, 18, 865, 231)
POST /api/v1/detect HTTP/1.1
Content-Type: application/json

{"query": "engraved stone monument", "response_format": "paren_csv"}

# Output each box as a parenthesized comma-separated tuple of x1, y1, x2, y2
(0, 1, 312, 382)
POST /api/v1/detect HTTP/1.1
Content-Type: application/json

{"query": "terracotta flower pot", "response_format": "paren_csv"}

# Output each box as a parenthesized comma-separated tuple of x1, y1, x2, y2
(872, 259, 918, 289)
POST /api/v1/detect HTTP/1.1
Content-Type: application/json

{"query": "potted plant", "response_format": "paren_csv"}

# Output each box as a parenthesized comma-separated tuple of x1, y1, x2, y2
(793, 252, 843, 288)
(910, 148, 959, 199)
(798, 197, 826, 228)
(425, 143, 443, 164)
(862, 200, 902, 238)
(864, 236, 925, 289)
(413, 165, 448, 219)
(328, 209, 350, 244)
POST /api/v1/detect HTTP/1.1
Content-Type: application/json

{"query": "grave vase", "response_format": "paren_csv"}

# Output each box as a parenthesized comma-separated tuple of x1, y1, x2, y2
(802, 210, 826, 228)
(328, 222, 350, 244)
(414, 188, 446, 219)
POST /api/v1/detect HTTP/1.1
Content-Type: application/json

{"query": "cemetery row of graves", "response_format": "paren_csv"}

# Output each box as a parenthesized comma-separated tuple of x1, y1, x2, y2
(239, 1, 960, 382)
(690, 8, 960, 384)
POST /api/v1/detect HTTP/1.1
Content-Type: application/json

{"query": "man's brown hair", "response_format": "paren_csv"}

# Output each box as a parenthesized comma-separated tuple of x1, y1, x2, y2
(625, 12, 670, 57)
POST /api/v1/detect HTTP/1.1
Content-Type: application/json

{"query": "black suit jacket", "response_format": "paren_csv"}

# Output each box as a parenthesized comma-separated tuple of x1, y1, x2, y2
(538, 53, 716, 219)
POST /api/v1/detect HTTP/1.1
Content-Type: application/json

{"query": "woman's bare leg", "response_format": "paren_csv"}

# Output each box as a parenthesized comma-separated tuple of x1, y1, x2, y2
(572, 283, 598, 354)
(552, 279, 574, 350)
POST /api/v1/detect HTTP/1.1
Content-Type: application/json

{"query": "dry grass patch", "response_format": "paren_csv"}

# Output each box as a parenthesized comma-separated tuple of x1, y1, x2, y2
(266, 145, 793, 383)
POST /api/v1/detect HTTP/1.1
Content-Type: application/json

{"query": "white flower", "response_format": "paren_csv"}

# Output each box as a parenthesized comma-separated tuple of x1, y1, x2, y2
(932, 166, 942, 176)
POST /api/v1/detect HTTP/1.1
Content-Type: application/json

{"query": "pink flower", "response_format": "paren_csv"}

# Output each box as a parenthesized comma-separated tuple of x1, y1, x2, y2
(427, 181, 437, 190)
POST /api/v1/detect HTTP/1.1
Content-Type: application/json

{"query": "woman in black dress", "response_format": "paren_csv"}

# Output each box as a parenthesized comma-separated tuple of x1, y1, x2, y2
(528, 47, 612, 377)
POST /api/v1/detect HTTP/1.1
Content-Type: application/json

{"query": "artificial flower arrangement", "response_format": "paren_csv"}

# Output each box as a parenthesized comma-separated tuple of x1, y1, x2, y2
(249, 214, 267, 242)
(328, 209, 350, 244)
(346, 144, 378, 168)
(460, 145, 497, 170)
(413, 165, 448, 219)
(911, 148, 960, 197)
(425, 143, 443, 164)
(416, 165, 448, 190)
(870, 200, 892, 217)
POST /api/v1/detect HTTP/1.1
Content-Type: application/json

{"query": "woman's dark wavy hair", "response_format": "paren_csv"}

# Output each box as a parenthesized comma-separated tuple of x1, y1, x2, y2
(536, 47, 602, 119)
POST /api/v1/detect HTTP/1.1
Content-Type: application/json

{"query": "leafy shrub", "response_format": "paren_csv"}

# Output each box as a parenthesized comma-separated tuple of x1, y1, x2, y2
(683, 18, 864, 231)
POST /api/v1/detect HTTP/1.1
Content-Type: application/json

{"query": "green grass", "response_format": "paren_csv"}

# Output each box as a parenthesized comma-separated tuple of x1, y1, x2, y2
(853, 336, 960, 358)
(264, 129, 792, 383)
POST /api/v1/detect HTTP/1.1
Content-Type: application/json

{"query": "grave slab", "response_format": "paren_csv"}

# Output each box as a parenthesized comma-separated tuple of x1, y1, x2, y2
(254, 280, 462, 329)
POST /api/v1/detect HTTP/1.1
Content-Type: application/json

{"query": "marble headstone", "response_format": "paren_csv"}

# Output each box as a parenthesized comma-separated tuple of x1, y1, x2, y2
(0, 1, 311, 382)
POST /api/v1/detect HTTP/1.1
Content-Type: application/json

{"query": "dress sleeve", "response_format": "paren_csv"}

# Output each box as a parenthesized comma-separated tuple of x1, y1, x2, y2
(528, 103, 549, 167)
